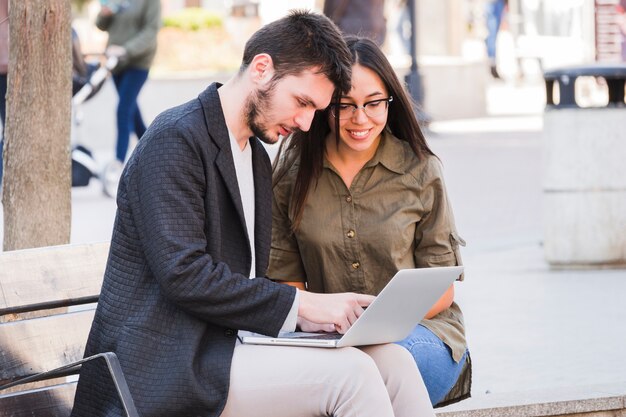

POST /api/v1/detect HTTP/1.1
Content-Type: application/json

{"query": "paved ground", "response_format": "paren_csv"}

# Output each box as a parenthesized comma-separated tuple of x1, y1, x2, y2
(423, 97, 626, 397)
(1, 73, 625, 401)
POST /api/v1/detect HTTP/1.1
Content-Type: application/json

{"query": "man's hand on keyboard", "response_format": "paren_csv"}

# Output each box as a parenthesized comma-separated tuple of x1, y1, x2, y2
(297, 291, 374, 334)
(296, 317, 336, 333)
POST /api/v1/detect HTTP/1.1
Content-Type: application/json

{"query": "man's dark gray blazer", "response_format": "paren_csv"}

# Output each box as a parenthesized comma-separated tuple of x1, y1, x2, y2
(71, 83, 297, 417)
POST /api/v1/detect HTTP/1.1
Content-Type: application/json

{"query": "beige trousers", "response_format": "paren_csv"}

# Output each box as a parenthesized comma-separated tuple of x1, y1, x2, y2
(220, 342, 435, 417)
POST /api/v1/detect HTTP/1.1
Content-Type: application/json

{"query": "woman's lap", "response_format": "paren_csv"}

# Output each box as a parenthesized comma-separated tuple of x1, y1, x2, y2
(396, 324, 467, 405)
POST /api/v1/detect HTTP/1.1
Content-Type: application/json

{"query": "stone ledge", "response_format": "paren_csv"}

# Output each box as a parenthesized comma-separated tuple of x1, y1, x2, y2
(437, 383, 626, 417)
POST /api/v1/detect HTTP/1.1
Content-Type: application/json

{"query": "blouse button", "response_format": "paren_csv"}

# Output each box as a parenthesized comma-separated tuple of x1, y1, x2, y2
(351, 261, 361, 269)
(346, 195, 352, 203)
(347, 230, 355, 238)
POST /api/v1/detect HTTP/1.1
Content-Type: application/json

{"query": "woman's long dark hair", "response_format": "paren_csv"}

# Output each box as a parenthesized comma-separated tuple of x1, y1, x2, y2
(273, 36, 435, 232)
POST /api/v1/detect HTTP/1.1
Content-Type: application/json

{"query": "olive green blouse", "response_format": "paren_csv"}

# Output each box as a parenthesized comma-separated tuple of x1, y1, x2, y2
(268, 131, 468, 363)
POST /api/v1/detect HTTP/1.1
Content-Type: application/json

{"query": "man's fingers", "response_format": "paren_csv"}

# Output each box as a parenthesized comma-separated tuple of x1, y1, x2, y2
(335, 317, 350, 334)
(322, 323, 336, 332)
(297, 317, 336, 333)
(354, 304, 366, 319)
(297, 291, 376, 334)
(346, 309, 358, 326)
(338, 299, 364, 331)
(356, 294, 375, 307)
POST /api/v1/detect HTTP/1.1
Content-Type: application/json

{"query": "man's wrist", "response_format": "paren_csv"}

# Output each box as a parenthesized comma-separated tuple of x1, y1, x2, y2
(279, 288, 299, 333)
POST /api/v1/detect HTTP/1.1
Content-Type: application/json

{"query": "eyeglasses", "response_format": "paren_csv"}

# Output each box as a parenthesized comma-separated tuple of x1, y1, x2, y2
(329, 96, 393, 120)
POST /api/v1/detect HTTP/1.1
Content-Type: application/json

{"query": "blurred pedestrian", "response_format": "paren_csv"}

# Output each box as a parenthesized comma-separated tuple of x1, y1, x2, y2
(96, 0, 161, 193)
(324, 0, 387, 46)
(395, 0, 411, 54)
(485, 0, 507, 79)
(0, 0, 7, 186)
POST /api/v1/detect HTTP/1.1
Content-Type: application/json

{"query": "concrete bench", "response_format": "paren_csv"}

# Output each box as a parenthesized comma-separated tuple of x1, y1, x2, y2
(0, 242, 138, 417)
(437, 383, 626, 417)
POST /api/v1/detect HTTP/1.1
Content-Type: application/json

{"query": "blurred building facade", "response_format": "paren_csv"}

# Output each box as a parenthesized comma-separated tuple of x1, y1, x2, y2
(76, 0, 624, 120)
(84, 0, 622, 69)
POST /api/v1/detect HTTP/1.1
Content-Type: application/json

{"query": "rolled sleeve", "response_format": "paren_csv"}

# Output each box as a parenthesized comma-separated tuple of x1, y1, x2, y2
(414, 158, 466, 279)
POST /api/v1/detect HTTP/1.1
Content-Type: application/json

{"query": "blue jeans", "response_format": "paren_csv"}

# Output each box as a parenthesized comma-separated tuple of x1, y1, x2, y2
(485, 0, 506, 60)
(112, 67, 149, 162)
(396, 324, 467, 406)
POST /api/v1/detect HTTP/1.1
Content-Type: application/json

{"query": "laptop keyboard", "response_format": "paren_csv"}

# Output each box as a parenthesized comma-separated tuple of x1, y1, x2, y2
(302, 333, 342, 340)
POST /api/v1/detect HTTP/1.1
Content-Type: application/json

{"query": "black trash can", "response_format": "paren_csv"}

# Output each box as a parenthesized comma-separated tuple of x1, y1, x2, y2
(544, 63, 626, 108)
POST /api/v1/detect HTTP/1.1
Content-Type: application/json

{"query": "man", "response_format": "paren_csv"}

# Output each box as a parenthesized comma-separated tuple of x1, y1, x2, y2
(71, 10, 433, 417)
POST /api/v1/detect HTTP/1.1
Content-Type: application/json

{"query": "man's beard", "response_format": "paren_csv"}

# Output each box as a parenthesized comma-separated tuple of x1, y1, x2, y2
(244, 84, 278, 145)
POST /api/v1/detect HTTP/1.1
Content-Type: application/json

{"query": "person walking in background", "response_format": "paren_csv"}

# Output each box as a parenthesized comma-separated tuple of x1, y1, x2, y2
(393, 0, 411, 55)
(269, 36, 471, 407)
(96, 0, 160, 195)
(324, 0, 387, 46)
(0, 0, 8, 187)
(71, 11, 435, 417)
(485, 0, 507, 79)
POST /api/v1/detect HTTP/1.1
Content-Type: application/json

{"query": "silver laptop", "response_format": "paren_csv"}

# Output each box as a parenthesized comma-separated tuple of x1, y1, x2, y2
(241, 266, 463, 348)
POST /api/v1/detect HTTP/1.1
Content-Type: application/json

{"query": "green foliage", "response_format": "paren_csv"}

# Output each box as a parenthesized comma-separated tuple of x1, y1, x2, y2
(71, 0, 92, 13)
(162, 8, 223, 31)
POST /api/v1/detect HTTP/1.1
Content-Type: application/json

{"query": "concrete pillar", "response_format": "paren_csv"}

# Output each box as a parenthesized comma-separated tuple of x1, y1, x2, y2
(404, 0, 487, 120)
(543, 107, 626, 267)
(416, 0, 465, 56)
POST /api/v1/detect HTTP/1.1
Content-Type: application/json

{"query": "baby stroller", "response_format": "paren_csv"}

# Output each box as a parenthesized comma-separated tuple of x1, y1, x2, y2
(70, 28, 118, 195)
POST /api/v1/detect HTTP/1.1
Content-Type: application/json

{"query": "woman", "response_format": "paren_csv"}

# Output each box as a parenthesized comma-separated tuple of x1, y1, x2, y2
(96, 0, 160, 185)
(268, 36, 470, 407)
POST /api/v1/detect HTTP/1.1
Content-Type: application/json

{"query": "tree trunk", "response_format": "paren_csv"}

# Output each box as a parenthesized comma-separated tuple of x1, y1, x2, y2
(2, 0, 72, 251)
